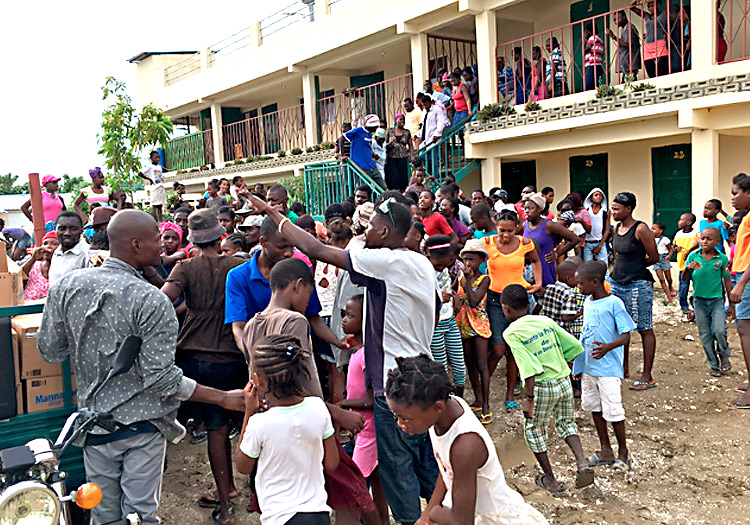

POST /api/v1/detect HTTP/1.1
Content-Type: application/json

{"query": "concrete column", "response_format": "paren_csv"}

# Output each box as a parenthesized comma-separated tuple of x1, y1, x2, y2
(210, 103, 225, 165)
(314, 0, 329, 20)
(480, 157, 500, 191)
(410, 33, 430, 94)
(691, 129, 719, 213)
(475, 9, 498, 107)
(302, 72, 318, 148)
(690, 0, 715, 72)
(249, 21, 262, 47)
(200, 48, 211, 71)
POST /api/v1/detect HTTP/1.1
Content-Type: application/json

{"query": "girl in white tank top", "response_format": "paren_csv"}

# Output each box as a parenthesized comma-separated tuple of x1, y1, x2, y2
(386, 356, 548, 525)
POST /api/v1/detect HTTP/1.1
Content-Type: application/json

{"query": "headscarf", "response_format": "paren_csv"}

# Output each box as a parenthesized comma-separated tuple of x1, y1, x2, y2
(583, 187, 608, 212)
(41, 231, 58, 242)
(394, 113, 405, 125)
(527, 192, 546, 211)
(89, 167, 103, 179)
(159, 221, 183, 243)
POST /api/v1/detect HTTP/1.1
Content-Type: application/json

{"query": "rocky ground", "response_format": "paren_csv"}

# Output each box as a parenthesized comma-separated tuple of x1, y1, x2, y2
(160, 293, 750, 524)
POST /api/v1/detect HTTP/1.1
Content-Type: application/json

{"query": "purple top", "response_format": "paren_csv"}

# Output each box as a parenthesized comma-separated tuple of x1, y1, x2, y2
(523, 218, 556, 287)
(451, 218, 471, 237)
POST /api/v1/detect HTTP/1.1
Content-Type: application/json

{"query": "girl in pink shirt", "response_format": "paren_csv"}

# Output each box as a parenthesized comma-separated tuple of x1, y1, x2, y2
(339, 295, 389, 525)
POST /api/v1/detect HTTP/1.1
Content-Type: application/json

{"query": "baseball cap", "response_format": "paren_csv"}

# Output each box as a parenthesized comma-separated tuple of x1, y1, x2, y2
(239, 215, 264, 229)
(375, 128, 386, 139)
(364, 114, 381, 128)
(492, 189, 508, 199)
(42, 175, 61, 186)
(324, 203, 346, 222)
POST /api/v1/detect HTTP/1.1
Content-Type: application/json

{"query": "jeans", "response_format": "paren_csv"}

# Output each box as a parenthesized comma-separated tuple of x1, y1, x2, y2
(453, 110, 469, 126)
(585, 64, 604, 90)
(693, 297, 731, 370)
(373, 397, 438, 523)
(609, 279, 654, 331)
(583, 241, 608, 263)
(364, 168, 387, 190)
(678, 270, 691, 312)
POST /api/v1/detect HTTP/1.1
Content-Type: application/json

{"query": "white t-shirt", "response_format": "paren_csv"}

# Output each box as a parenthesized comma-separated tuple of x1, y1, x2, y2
(346, 247, 438, 396)
(239, 397, 334, 525)
(141, 163, 164, 188)
(656, 236, 671, 256)
(568, 222, 586, 257)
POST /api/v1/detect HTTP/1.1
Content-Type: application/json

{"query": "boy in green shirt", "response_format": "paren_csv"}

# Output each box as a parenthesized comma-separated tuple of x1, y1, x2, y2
(501, 285, 594, 494)
(682, 227, 733, 376)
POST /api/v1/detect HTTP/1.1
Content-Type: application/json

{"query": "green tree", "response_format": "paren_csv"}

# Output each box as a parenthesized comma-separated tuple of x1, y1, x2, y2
(97, 76, 173, 194)
(0, 173, 29, 195)
(279, 174, 305, 206)
(58, 174, 88, 195)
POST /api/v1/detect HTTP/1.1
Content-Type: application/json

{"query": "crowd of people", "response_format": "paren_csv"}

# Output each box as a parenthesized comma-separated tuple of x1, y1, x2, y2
(24, 156, 750, 525)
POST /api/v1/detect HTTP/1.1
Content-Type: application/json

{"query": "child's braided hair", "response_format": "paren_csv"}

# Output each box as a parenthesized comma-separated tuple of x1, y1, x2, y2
(385, 355, 454, 407)
(252, 334, 310, 398)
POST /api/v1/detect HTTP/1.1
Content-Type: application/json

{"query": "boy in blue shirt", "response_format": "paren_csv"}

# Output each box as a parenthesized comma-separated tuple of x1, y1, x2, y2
(700, 199, 730, 253)
(574, 261, 636, 472)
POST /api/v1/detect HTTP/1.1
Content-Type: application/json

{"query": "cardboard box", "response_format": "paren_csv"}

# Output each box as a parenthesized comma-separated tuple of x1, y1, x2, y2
(23, 375, 77, 413)
(0, 242, 24, 307)
(12, 313, 63, 379)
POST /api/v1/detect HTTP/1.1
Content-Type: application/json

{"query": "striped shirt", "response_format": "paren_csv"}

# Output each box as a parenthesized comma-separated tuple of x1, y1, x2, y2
(545, 47, 567, 83)
(585, 35, 605, 66)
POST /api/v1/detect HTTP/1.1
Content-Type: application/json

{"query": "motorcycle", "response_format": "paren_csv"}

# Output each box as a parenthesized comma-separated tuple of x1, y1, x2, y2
(0, 336, 143, 525)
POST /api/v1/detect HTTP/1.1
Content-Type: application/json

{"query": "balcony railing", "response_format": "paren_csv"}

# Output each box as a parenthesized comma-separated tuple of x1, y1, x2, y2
(223, 104, 306, 161)
(316, 73, 414, 143)
(427, 35, 478, 87)
(261, 1, 315, 41)
(164, 54, 201, 87)
(496, 0, 690, 105)
(164, 130, 214, 171)
(721, 0, 750, 63)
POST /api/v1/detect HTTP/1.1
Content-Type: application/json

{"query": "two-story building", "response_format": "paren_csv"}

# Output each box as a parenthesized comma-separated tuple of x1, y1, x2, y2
(131, 0, 750, 233)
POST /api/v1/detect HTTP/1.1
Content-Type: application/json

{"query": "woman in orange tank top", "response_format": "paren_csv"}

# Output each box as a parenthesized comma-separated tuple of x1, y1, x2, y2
(482, 209, 543, 411)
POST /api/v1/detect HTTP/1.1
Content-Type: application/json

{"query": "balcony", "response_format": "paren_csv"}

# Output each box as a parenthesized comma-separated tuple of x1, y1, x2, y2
(495, 0, 693, 106)
(222, 103, 306, 161)
(164, 130, 214, 171)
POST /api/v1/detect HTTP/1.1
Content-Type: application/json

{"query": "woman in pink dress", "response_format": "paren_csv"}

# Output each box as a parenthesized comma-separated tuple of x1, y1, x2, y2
(21, 231, 60, 301)
(529, 46, 549, 102)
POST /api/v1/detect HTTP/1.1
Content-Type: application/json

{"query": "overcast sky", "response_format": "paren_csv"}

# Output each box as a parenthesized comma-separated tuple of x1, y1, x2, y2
(0, 0, 279, 186)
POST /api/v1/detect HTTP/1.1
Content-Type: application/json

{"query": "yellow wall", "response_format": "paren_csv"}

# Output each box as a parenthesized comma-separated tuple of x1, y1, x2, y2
(719, 135, 750, 213)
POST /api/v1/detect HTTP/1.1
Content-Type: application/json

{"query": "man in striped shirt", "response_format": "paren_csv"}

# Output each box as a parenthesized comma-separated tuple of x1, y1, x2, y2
(545, 37, 569, 97)
(584, 21, 605, 90)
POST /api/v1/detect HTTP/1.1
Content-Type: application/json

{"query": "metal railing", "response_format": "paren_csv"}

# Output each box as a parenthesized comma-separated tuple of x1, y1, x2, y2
(304, 159, 384, 218)
(427, 35, 478, 88)
(416, 115, 479, 186)
(223, 104, 306, 161)
(164, 130, 215, 170)
(164, 54, 201, 86)
(496, 1, 691, 104)
(316, 73, 414, 143)
(208, 28, 254, 66)
(721, 0, 750, 63)
(261, 1, 315, 41)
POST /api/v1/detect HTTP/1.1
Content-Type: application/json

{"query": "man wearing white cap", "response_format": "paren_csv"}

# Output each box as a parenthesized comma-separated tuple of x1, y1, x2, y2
(372, 127, 387, 184)
(344, 114, 387, 189)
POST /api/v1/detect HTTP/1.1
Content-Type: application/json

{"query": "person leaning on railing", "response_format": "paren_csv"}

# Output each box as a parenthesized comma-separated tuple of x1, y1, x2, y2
(606, 10, 641, 81)
(545, 37, 569, 97)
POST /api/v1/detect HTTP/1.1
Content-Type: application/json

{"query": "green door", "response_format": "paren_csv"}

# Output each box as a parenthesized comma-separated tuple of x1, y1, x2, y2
(221, 107, 245, 161)
(350, 72, 385, 120)
(652, 144, 691, 239)
(262, 103, 279, 155)
(501, 161, 537, 204)
(570, 153, 608, 198)
(570, 0, 610, 93)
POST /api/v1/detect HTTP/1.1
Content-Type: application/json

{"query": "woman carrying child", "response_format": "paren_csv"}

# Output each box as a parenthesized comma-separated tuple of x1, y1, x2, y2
(386, 355, 548, 524)
(456, 239, 493, 424)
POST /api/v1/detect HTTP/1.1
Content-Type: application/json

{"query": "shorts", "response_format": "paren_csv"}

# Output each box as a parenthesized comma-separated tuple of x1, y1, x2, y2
(609, 279, 654, 332)
(150, 184, 167, 206)
(580, 374, 625, 422)
(653, 254, 671, 271)
(734, 272, 750, 320)
(324, 439, 375, 512)
(487, 290, 511, 346)
(177, 358, 247, 431)
(524, 377, 578, 453)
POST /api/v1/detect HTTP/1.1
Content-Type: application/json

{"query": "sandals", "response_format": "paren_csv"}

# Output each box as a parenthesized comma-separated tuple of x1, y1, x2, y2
(629, 381, 657, 391)
(611, 459, 632, 472)
(470, 405, 482, 413)
(479, 412, 494, 425)
(575, 468, 595, 488)
(710, 370, 723, 378)
(211, 506, 235, 525)
(587, 453, 614, 467)
(729, 396, 750, 409)
(535, 475, 565, 495)
(721, 363, 732, 374)
(504, 401, 519, 413)
(198, 491, 239, 508)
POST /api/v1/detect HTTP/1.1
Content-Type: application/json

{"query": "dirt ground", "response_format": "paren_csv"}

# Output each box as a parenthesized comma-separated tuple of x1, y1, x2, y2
(160, 293, 750, 524)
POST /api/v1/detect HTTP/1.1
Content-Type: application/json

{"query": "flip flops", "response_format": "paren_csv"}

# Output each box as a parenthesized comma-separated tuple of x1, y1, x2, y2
(470, 405, 482, 413)
(535, 475, 565, 495)
(198, 492, 239, 508)
(629, 380, 657, 391)
(479, 412, 494, 425)
(587, 453, 614, 467)
(504, 401, 520, 413)
(611, 459, 632, 472)
(575, 468, 595, 488)
(730, 396, 750, 409)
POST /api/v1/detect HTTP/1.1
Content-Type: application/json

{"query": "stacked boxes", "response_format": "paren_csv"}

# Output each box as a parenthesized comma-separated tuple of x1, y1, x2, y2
(11, 313, 77, 414)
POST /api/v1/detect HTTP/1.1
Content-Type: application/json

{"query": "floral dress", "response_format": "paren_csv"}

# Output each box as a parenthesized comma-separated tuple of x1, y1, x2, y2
(455, 273, 491, 339)
(24, 261, 50, 301)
